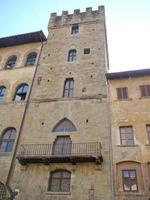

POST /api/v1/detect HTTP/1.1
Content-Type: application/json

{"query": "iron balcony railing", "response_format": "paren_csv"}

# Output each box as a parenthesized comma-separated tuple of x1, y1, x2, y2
(17, 142, 103, 165)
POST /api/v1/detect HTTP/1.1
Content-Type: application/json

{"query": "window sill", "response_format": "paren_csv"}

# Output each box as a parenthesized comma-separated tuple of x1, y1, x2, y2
(139, 96, 150, 99)
(0, 152, 12, 156)
(0, 65, 35, 72)
(145, 144, 150, 146)
(46, 192, 71, 195)
(116, 144, 139, 147)
(115, 98, 132, 102)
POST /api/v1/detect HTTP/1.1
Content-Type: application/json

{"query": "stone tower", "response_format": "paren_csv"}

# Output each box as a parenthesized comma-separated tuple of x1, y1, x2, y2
(12, 6, 113, 200)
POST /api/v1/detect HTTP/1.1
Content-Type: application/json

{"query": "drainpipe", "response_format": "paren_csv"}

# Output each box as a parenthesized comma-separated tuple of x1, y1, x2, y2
(5, 33, 46, 199)
(106, 78, 115, 200)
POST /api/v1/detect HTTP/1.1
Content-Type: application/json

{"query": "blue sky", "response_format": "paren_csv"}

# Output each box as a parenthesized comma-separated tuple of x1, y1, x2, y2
(1, 0, 150, 71)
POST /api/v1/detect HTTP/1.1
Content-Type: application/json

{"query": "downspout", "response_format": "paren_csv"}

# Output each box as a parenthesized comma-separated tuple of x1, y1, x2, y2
(5, 34, 46, 199)
(106, 78, 115, 200)
(103, 6, 114, 199)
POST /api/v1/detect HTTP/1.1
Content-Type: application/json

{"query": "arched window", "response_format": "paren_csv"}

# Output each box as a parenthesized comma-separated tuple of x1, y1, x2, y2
(68, 50, 76, 62)
(63, 78, 74, 97)
(52, 118, 76, 132)
(0, 182, 6, 199)
(52, 136, 72, 155)
(13, 84, 28, 101)
(5, 55, 17, 69)
(0, 128, 16, 152)
(0, 86, 6, 101)
(48, 170, 71, 192)
(25, 52, 37, 66)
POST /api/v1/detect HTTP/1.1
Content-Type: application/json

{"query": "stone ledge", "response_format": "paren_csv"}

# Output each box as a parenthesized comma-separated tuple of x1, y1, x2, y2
(46, 192, 71, 195)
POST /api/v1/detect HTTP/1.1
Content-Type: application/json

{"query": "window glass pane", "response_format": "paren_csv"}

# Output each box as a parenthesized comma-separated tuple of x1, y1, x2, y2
(126, 127, 132, 133)
(26, 53, 37, 65)
(53, 119, 76, 132)
(68, 89, 73, 97)
(14, 95, 22, 101)
(130, 170, 136, 178)
(0, 183, 6, 199)
(147, 125, 150, 132)
(17, 86, 23, 94)
(124, 182, 130, 191)
(123, 171, 129, 177)
(50, 179, 60, 191)
(5, 56, 17, 69)
(10, 129, 16, 139)
(3, 131, 11, 139)
(120, 128, 125, 134)
(52, 172, 61, 178)
(71, 24, 79, 34)
(65, 81, 70, 89)
(131, 183, 137, 191)
(61, 179, 70, 192)
(62, 172, 71, 178)
(14, 85, 28, 101)
(127, 133, 134, 139)
(0, 129, 16, 152)
(0, 142, 7, 152)
(6, 142, 13, 152)
(0, 88, 6, 95)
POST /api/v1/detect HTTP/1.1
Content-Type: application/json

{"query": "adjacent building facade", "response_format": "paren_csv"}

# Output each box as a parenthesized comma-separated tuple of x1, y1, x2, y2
(0, 31, 46, 199)
(106, 69, 150, 200)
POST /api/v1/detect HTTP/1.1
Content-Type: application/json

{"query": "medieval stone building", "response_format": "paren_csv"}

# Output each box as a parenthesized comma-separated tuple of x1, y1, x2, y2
(7, 6, 113, 200)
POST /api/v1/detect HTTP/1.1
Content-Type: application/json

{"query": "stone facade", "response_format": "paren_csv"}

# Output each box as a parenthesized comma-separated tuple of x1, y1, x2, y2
(107, 70, 150, 200)
(0, 31, 46, 199)
(10, 6, 113, 200)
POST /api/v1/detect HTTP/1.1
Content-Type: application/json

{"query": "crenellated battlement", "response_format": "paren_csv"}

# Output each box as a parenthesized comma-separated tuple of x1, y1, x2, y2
(48, 6, 105, 28)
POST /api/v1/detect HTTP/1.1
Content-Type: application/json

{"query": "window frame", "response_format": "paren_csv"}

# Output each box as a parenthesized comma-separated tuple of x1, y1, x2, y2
(71, 24, 79, 35)
(13, 84, 29, 101)
(120, 126, 134, 145)
(48, 170, 71, 192)
(68, 50, 76, 62)
(122, 169, 138, 192)
(116, 87, 128, 100)
(52, 136, 72, 156)
(5, 55, 17, 69)
(63, 78, 74, 98)
(140, 85, 150, 97)
(84, 48, 90, 54)
(0, 128, 16, 153)
(146, 125, 150, 144)
(25, 52, 37, 66)
(0, 182, 7, 199)
(0, 86, 6, 101)
(52, 118, 77, 132)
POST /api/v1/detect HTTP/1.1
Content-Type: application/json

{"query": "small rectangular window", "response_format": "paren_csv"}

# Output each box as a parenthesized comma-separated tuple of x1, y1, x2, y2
(120, 126, 134, 145)
(146, 125, 150, 144)
(122, 169, 138, 192)
(140, 85, 150, 97)
(71, 24, 79, 35)
(84, 48, 90, 54)
(117, 87, 128, 100)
